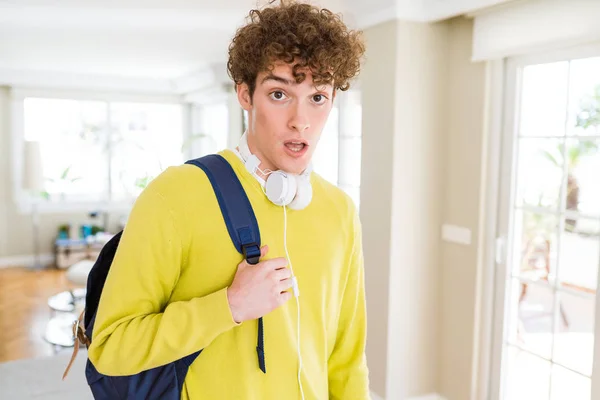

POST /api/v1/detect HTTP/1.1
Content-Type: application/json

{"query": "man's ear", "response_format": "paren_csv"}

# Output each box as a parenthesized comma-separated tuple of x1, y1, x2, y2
(236, 83, 252, 111)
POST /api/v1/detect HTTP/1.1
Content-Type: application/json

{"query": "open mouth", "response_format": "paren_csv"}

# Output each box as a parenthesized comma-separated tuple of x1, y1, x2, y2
(284, 141, 307, 153)
(283, 140, 309, 158)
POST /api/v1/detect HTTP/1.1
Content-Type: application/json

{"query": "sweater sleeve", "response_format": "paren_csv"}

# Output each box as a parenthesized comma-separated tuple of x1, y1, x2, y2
(87, 182, 239, 376)
(328, 210, 370, 399)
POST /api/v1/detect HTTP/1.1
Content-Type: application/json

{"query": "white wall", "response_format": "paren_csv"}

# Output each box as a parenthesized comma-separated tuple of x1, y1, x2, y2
(361, 19, 397, 398)
(439, 17, 487, 400)
(362, 18, 449, 400)
(362, 16, 488, 400)
(388, 19, 448, 399)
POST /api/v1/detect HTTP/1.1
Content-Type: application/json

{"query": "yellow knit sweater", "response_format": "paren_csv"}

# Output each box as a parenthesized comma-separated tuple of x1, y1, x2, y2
(88, 149, 369, 399)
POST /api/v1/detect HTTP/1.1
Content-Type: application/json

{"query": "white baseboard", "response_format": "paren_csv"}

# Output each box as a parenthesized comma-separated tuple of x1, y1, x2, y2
(410, 394, 447, 400)
(371, 391, 384, 400)
(0, 253, 54, 269)
(370, 392, 447, 400)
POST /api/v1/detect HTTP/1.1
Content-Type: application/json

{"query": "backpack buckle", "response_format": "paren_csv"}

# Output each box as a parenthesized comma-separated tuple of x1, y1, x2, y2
(73, 318, 90, 346)
(242, 244, 261, 265)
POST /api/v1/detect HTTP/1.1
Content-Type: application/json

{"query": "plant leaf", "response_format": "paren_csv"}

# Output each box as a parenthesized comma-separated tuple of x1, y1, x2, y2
(61, 165, 71, 180)
(540, 148, 561, 168)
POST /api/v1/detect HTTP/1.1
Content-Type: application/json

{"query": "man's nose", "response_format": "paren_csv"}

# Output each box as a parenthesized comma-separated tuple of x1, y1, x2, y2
(288, 105, 310, 133)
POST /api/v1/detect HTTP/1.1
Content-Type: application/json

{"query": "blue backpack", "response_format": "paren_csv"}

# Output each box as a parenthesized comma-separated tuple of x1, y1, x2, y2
(64, 154, 266, 399)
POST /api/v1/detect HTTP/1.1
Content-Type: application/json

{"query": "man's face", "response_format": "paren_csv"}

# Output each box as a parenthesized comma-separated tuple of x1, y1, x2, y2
(237, 61, 334, 175)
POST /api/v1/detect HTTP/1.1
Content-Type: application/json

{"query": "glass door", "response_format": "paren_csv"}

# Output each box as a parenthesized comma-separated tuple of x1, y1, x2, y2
(492, 52, 600, 399)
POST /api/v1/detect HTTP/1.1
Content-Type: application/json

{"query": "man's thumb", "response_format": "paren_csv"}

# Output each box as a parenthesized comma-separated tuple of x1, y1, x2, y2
(260, 245, 269, 258)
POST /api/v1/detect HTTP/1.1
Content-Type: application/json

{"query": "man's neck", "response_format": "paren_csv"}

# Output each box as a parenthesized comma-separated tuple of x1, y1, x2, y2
(244, 133, 276, 178)
(235, 145, 272, 181)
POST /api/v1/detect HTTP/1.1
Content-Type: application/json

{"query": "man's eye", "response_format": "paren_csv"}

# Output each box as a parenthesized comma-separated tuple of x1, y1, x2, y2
(270, 91, 286, 100)
(313, 94, 327, 104)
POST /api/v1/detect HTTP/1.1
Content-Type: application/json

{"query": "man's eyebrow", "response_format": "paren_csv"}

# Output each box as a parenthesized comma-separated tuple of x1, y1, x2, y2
(261, 74, 294, 85)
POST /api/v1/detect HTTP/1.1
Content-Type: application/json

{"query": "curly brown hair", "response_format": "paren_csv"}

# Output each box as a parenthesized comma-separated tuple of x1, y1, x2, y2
(227, 0, 365, 99)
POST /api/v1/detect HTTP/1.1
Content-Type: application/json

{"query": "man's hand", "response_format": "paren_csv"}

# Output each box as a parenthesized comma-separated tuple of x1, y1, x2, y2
(227, 245, 293, 323)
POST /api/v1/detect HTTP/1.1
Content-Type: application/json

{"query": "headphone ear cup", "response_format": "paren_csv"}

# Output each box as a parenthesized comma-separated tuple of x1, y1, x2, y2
(265, 171, 297, 206)
(288, 175, 312, 210)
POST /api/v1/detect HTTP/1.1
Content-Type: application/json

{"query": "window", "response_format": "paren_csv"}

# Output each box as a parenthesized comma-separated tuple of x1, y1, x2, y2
(16, 89, 362, 211)
(187, 102, 229, 158)
(21, 96, 185, 208)
(108, 102, 184, 201)
(492, 53, 600, 400)
(313, 89, 363, 208)
(311, 104, 340, 185)
(337, 90, 362, 208)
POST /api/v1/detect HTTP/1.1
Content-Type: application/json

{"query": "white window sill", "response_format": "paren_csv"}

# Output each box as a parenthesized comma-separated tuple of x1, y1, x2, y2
(17, 199, 133, 215)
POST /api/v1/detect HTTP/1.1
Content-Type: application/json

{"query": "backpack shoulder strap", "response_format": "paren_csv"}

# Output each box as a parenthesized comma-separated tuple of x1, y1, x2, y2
(185, 154, 266, 374)
(185, 154, 261, 264)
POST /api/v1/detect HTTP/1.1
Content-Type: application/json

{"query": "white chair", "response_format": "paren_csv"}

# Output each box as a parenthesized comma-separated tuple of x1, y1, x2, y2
(44, 260, 94, 350)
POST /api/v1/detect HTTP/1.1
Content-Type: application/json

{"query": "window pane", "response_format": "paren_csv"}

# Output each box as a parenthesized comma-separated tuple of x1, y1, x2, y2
(568, 56, 600, 137)
(519, 62, 569, 137)
(201, 102, 229, 152)
(515, 139, 564, 209)
(187, 104, 227, 158)
(338, 137, 361, 187)
(550, 364, 591, 400)
(552, 292, 595, 377)
(340, 90, 362, 138)
(109, 102, 184, 200)
(558, 217, 599, 293)
(312, 106, 339, 185)
(24, 98, 108, 200)
(511, 210, 558, 281)
(503, 346, 550, 400)
(565, 139, 600, 217)
(506, 278, 554, 359)
(339, 185, 360, 209)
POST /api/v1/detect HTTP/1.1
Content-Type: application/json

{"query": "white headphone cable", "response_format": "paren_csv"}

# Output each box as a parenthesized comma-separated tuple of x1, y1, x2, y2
(282, 204, 305, 400)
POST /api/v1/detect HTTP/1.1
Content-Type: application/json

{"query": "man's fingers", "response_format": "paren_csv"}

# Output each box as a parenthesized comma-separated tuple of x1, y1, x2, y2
(278, 290, 292, 304)
(262, 257, 288, 270)
(276, 277, 294, 293)
(272, 268, 292, 282)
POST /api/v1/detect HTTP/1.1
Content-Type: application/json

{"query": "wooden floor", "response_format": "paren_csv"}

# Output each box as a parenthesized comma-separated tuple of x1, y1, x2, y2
(0, 267, 79, 363)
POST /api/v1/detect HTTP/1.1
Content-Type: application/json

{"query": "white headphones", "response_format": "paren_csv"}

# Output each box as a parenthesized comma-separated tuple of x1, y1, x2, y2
(236, 132, 313, 210)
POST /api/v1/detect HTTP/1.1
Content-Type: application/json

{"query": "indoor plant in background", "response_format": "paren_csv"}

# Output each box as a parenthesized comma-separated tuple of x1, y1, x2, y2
(45, 165, 82, 202)
(128, 132, 217, 193)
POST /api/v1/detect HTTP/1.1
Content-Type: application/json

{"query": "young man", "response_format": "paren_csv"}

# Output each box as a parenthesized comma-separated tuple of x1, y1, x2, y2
(88, 1, 368, 399)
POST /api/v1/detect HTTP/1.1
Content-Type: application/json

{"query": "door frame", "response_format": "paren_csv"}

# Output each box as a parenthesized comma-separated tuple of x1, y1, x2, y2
(470, 58, 506, 400)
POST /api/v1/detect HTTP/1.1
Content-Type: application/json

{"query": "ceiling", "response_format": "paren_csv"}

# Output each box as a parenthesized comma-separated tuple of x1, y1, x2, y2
(0, 0, 511, 92)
